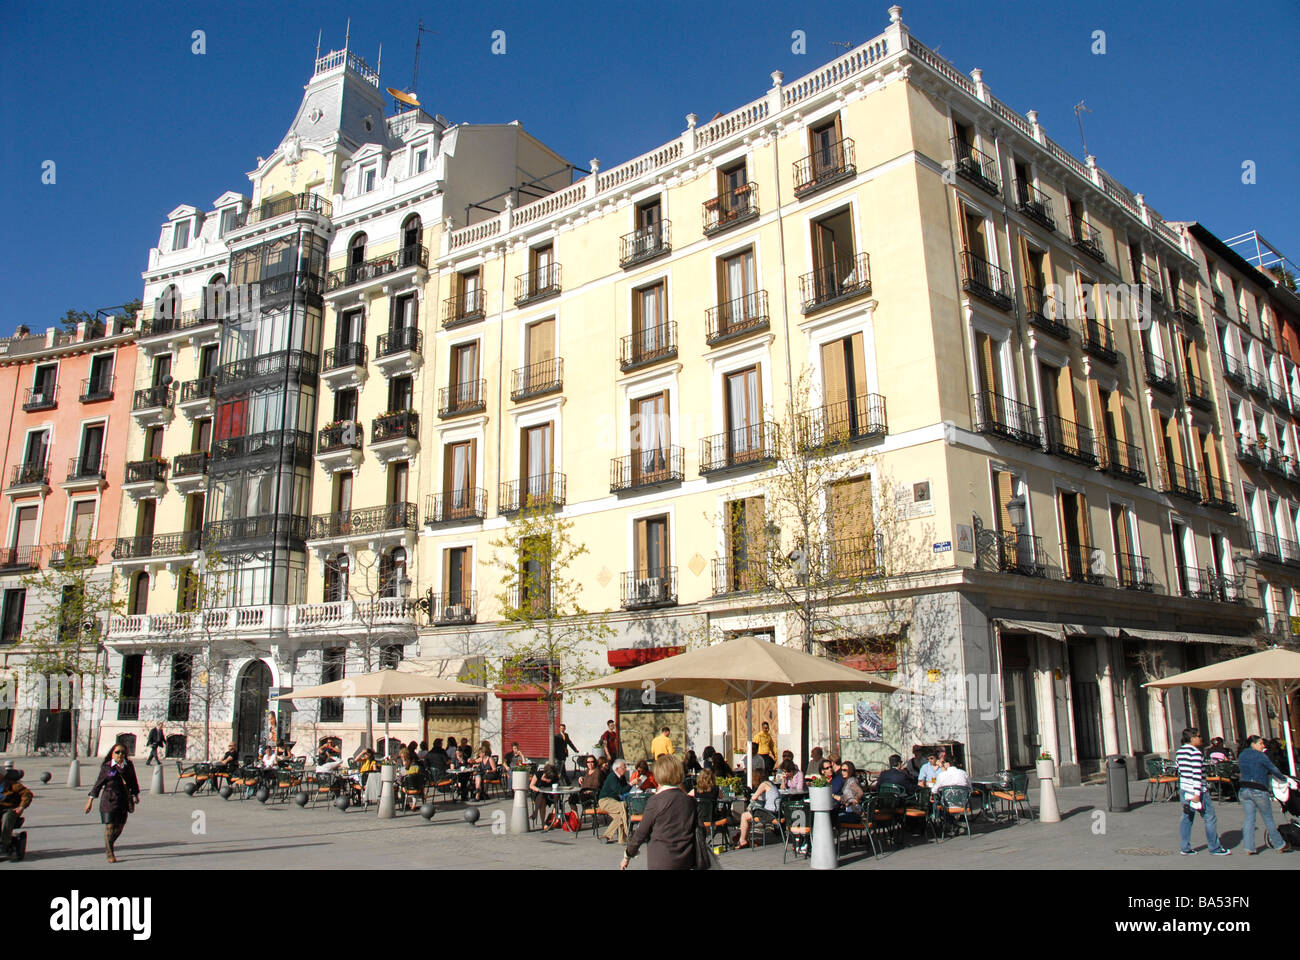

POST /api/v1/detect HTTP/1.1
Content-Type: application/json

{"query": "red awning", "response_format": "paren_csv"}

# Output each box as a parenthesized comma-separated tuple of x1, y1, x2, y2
(607, 646, 684, 670)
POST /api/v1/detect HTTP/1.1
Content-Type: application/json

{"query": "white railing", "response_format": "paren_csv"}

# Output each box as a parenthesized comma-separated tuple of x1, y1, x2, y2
(782, 37, 891, 107)
(1044, 135, 1088, 180)
(448, 217, 501, 250)
(314, 49, 378, 87)
(288, 598, 418, 629)
(597, 141, 684, 192)
(906, 36, 974, 95)
(695, 100, 769, 148)
(512, 181, 588, 228)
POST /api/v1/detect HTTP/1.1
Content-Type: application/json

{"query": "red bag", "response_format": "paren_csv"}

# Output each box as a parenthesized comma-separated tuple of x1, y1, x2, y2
(564, 811, 580, 832)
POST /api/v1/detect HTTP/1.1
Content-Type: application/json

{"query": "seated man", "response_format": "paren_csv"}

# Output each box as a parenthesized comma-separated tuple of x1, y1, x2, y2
(597, 759, 632, 844)
(735, 777, 782, 848)
(876, 754, 914, 791)
(932, 754, 970, 792)
(316, 742, 344, 773)
(503, 742, 528, 769)
(0, 766, 33, 859)
(217, 742, 240, 776)
(916, 752, 940, 787)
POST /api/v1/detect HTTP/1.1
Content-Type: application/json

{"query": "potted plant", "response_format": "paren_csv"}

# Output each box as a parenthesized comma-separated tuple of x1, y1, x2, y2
(510, 765, 530, 792)
(1035, 750, 1055, 781)
(808, 774, 834, 812)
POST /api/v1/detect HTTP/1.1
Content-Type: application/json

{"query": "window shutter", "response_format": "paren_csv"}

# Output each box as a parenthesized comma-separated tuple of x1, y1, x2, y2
(821, 340, 848, 410)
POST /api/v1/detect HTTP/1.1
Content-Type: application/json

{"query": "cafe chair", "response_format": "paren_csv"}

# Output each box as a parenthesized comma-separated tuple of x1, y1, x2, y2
(903, 786, 938, 843)
(1207, 760, 1238, 802)
(836, 807, 867, 850)
(400, 772, 427, 811)
(1143, 757, 1178, 803)
(935, 786, 973, 839)
(482, 762, 505, 799)
(991, 770, 1032, 822)
(626, 792, 650, 830)
(781, 798, 815, 863)
(175, 761, 210, 794)
(697, 796, 732, 851)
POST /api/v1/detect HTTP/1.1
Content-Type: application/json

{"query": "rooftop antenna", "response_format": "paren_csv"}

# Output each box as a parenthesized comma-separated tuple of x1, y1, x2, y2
(376, 42, 382, 77)
(829, 40, 852, 49)
(1074, 99, 1092, 156)
(344, 17, 351, 50)
(387, 19, 437, 113)
(315, 29, 321, 61)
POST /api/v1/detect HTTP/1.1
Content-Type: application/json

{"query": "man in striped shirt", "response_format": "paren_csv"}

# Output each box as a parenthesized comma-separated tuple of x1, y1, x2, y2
(1176, 727, 1231, 856)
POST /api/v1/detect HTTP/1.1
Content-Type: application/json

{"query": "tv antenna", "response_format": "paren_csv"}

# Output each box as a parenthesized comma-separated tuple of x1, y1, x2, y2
(386, 19, 438, 112)
(1074, 99, 1092, 156)
(829, 40, 853, 50)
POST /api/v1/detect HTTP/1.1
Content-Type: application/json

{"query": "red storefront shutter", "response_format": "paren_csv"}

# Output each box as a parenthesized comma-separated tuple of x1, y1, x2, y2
(500, 692, 559, 757)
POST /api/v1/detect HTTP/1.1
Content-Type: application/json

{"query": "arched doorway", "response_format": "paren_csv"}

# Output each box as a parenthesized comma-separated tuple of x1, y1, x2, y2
(234, 660, 272, 760)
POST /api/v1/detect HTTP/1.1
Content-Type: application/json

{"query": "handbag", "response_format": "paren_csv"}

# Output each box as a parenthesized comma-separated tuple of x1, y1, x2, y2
(693, 825, 715, 871)
(1272, 777, 1295, 805)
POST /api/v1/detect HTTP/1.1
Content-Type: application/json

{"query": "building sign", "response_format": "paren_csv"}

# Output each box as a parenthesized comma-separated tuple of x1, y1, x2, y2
(933, 541, 952, 553)
(856, 700, 883, 742)
(955, 523, 974, 553)
(895, 479, 935, 519)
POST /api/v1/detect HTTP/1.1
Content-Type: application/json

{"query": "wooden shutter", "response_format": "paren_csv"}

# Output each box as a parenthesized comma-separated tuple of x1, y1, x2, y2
(994, 471, 1015, 535)
(1111, 504, 1131, 557)
(821, 340, 849, 409)
(527, 319, 554, 364)
(72, 501, 96, 542)
(975, 332, 1001, 396)
(849, 333, 868, 401)
(1076, 493, 1092, 551)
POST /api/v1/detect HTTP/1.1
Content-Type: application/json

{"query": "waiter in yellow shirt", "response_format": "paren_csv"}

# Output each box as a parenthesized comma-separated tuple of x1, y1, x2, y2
(650, 726, 674, 758)
(755, 721, 776, 777)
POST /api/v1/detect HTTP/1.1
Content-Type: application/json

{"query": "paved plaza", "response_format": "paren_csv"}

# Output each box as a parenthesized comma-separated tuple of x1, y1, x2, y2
(1, 760, 1295, 871)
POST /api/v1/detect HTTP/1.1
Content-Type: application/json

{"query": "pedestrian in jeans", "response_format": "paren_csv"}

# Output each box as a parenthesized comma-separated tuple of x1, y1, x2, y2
(145, 724, 165, 765)
(1175, 727, 1230, 856)
(1237, 734, 1294, 855)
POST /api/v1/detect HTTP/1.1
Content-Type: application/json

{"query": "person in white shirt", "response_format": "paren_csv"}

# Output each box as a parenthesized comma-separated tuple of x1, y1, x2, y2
(931, 756, 970, 792)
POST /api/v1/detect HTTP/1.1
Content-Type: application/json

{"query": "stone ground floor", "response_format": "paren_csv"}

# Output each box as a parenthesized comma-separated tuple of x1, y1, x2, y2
(2, 758, 1296, 871)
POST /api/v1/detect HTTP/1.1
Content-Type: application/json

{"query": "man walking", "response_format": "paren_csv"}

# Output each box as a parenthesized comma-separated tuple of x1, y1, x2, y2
(600, 719, 620, 760)
(553, 723, 579, 784)
(145, 723, 165, 765)
(1176, 727, 1231, 856)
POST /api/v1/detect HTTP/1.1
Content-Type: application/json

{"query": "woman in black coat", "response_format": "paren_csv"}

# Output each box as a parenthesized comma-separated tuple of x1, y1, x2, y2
(84, 743, 141, 862)
(622, 754, 697, 870)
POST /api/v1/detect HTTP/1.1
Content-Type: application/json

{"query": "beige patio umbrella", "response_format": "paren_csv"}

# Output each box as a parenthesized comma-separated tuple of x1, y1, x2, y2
(1145, 646, 1300, 776)
(566, 634, 901, 778)
(275, 668, 488, 757)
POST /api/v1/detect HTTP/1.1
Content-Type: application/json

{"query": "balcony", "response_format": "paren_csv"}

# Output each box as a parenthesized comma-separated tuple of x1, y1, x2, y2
(1263, 449, 1290, 479)
(137, 310, 221, 352)
(1081, 319, 1118, 365)
(1042, 415, 1097, 465)
(620, 322, 678, 373)
(1025, 287, 1069, 341)
(131, 384, 173, 426)
(172, 452, 208, 495)
(1158, 461, 1201, 503)
(992, 532, 1049, 578)
(308, 502, 418, 543)
(370, 411, 419, 463)
(80, 376, 114, 403)
(499, 474, 566, 514)
(22, 386, 57, 412)
(1236, 436, 1266, 468)
(0, 545, 42, 571)
(325, 243, 427, 293)
(1174, 289, 1200, 326)
(1097, 437, 1146, 485)
(117, 697, 140, 722)
(1143, 354, 1178, 395)
(322, 342, 368, 390)
(211, 429, 313, 467)
(48, 539, 98, 569)
(712, 556, 771, 595)
(1245, 364, 1269, 399)
(122, 459, 168, 500)
(1069, 216, 1105, 262)
(799, 252, 871, 314)
(1201, 472, 1237, 513)
(960, 251, 1014, 311)
(1134, 263, 1164, 303)
(699, 422, 778, 475)
(1223, 355, 1247, 387)
(610, 446, 685, 493)
(827, 537, 882, 582)
(511, 358, 563, 402)
(204, 514, 308, 546)
(178, 377, 215, 419)
(1268, 376, 1290, 410)
(316, 421, 363, 473)
(514, 264, 562, 306)
(620, 568, 678, 610)
(1115, 552, 1155, 591)
(619, 221, 672, 269)
(424, 489, 488, 526)
(970, 391, 1041, 447)
(215, 350, 318, 391)
(799, 393, 887, 450)
(703, 182, 759, 236)
(243, 191, 332, 227)
(425, 592, 477, 626)
(706, 291, 770, 346)
(1013, 181, 1056, 232)
(111, 530, 201, 562)
(1178, 566, 1241, 603)
(1254, 532, 1283, 564)
(375, 326, 423, 376)
(793, 138, 856, 199)
(442, 289, 485, 329)
(950, 138, 1000, 196)
(288, 598, 420, 635)
(1062, 543, 1104, 586)
(1184, 372, 1215, 412)
(63, 455, 106, 491)
(438, 380, 486, 419)
(8, 462, 49, 493)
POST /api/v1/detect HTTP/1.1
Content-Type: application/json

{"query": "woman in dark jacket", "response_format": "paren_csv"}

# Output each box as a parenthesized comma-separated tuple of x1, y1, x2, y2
(622, 754, 697, 870)
(84, 744, 141, 862)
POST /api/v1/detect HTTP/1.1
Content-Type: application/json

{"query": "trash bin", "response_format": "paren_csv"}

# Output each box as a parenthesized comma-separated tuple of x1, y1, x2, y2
(1106, 756, 1129, 812)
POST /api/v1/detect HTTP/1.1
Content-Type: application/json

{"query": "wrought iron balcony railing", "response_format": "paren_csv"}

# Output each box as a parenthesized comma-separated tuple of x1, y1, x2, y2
(112, 530, 201, 560)
(610, 446, 684, 493)
(1174, 289, 1200, 325)
(514, 263, 562, 306)
(426, 591, 477, 626)
(173, 451, 208, 479)
(620, 322, 677, 372)
(377, 326, 422, 358)
(245, 191, 332, 225)
(66, 455, 105, 482)
(510, 358, 563, 402)
(1245, 364, 1269, 398)
(132, 384, 172, 410)
(424, 489, 488, 526)
(124, 459, 168, 484)
(499, 474, 566, 513)
(1158, 461, 1201, 502)
(117, 697, 140, 722)
(1223, 354, 1248, 386)
(950, 138, 1000, 195)
(204, 514, 309, 545)
(1081, 319, 1118, 364)
(960, 250, 1014, 310)
(1143, 353, 1178, 394)
(799, 393, 887, 449)
(318, 421, 362, 453)
(1042, 415, 1097, 465)
(22, 386, 57, 411)
(699, 422, 778, 474)
(1062, 542, 1104, 585)
(712, 556, 771, 595)
(703, 182, 759, 235)
(1069, 215, 1105, 262)
(1236, 436, 1266, 467)
(799, 252, 871, 314)
(326, 243, 427, 291)
(372, 411, 418, 444)
(994, 532, 1048, 578)
(1184, 372, 1214, 411)
(0, 545, 42, 570)
(1026, 286, 1068, 340)
(439, 380, 487, 418)
(324, 342, 367, 371)
(1115, 552, 1154, 591)
(1254, 531, 1282, 563)
(309, 502, 418, 540)
(619, 220, 672, 268)
(211, 429, 313, 464)
(1014, 181, 1056, 232)
(1201, 472, 1237, 513)
(9, 462, 49, 488)
(793, 138, 855, 198)
(80, 376, 114, 403)
(971, 391, 1041, 447)
(180, 377, 214, 404)
(215, 350, 318, 388)
(706, 291, 770, 345)
(1134, 262, 1164, 302)
(620, 568, 678, 609)
(442, 289, 485, 328)
(1098, 436, 1146, 485)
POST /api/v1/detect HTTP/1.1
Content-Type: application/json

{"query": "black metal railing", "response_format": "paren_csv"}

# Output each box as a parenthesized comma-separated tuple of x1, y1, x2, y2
(377, 326, 422, 358)
(48, 540, 97, 569)
(0, 545, 42, 570)
(1143, 353, 1178, 393)
(971, 391, 1041, 446)
(438, 380, 486, 418)
(1026, 286, 1068, 339)
(1098, 436, 1146, 485)
(1081, 319, 1118, 364)
(112, 530, 201, 560)
(324, 342, 367, 371)
(371, 411, 418, 444)
(1158, 461, 1201, 502)
(793, 138, 856, 198)
(1174, 288, 1199, 325)
(1223, 354, 1248, 386)
(80, 376, 114, 403)
(326, 244, 427, 291)
(124, 459, 168, 485)
(180, 377, 214, 404)
(1042, 415, 1097, 465)
(22, 386, 57, 411)
(508, 586, 552, 618)
(173, 451, 208, 479)
(1268, 374, 1290, 408)
(620, 322, 678, 371)
(258, 268, 325, 302)
(711, 556, 771, 595)
(1245, 364, 1269, 397)
(246, 191, 332, 225)
(1069, 215, 1105, 261)
(610, 447, 685, 492)
(700, 422, 779, 474)
(499, 474, 566, 513)
(706, 290, 770, 344)
(427, 592, 477, 626)
(950, 138, 1000, 195)
(320, 698, 343, 723)
(215, 350, 318, 388)
(132, 384, 172, 411)
(703, 182, 759, 235)
(1201, 472, 1237, 513)
(1264, 449, 1290, 479)
(510, 358, 563, 401)
(442, 289, 485, 328)
(317, 421, 362, 453)
(65, 455, 105, 482)
(514, 263, 562, 305)
(1062, 543, 1104, 585)
(799, 252, 871, 313)
(309, 503, 418, 540)
(211, 429, 313, 464)
(1236, 436, 1266, 467)
(799, 394, 887, 449)
(1184, 372, 1214, 411)
(1134, 262, 1164, 302)
(1278, 536, 1300, 566)
(960, 250, 1014, 310)
(1254, 531, 1282, 563)
(1014, 181, 1056, 231)
(117, 697, 140, 722)
(424, 489, 488, 526)
(620, 568, 678, 609)
(827, 537, 882, 582)
(995, 532, 1048, 577)
(9, 462, 49, 488)
(619, 220, 672, 268)
(1115, 553, 1154, 591)
(204, 514, 308, 545)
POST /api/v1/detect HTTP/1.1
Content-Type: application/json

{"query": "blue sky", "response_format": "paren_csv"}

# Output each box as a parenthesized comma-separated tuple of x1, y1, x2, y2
(1, 0, 1296, 328)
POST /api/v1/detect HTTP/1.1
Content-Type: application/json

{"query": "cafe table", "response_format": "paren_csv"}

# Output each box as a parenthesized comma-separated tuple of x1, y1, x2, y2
(968, 777, 1004, 821)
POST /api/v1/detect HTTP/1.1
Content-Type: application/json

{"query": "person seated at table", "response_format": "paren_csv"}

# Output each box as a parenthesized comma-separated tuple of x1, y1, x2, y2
(630, 759, 657, 792)
(735, 776, 782, 848)
(354, 748, 378, 776)
(774, 757, 804, 792)
(689, 768, 739, 829)
(806, 746, 826, 777)
(931, 754, 970, 792)
(458, 741, 474, 766)
(316, 741, 343, 773)
(915, 752, 940, 787)
(683, 750, 702, 776)
(876, 754, 913, 791)
(445, 737, 460, 766)
(259, 744, 278, 769)
(217, 742, 240, 776)
(471, 741, 497, 801)
(275, 742, 292, 762)
(1207, 737, 1232, 762)
(821, 759, 843, 796)
(530, 763, 561, 828)
(597, 759, 632, 844)
(835, 761, 865, 822)
(504, 741, 528, 769)
(570, 755, 603, 813)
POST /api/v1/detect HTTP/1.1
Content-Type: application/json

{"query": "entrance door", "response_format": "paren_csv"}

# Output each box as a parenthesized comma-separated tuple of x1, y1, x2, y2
(1068, 644, 1103, 768)
(234, 660, 272, 759)
(727, 697, 777, 757)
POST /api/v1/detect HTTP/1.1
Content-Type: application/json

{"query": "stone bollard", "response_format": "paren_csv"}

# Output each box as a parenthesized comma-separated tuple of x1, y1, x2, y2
(66, 757, 81, 789)
(510, 769, 530, 835)
(1037, 757, 1060, 823)
(377, 764, 396, 819)
(809, 784, 837, 870)
(151, 763, 165, 795)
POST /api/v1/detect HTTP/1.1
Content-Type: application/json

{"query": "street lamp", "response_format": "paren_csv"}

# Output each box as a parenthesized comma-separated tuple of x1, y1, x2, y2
(1005, 494, 1028, 571)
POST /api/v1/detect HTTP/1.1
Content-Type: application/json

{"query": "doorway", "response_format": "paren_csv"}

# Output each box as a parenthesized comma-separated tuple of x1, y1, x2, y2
(1068, 643, 1104, 772)
(234, 660, 272, 759)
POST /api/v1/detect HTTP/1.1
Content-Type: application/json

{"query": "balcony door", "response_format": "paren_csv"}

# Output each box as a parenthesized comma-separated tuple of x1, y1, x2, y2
(527, 318, 555, 368)
(458, 271, 480, 317)
(24, 430, 48, 470)
(79, 424, 105, 473)
(1057, 490, 1091, 580)
(811, 209, 855, 300)
(70, 500, 96, 545)
(809, 116, 843, 179)
(726, 496, 765, 591)
(632, 392, 669, 484)
(530, 245, 553, 292)
(392, 294, 417, 334)
(521, 423, 554, 503)
(635, 515, 669, 581)
(13, 506, 37, 554)
(725, 366, 762, 461)
(633, 282, 666, 356)
(338, 309, 364, 350)
(451, 342, 479, 406)
(820, 334, 868, 440)
(720, 249, 757, 327)
(135, 499, 156, 541)
(334, 472, 353, 517)
(444, 547, 471, 608)
(444, 441, 476, 517)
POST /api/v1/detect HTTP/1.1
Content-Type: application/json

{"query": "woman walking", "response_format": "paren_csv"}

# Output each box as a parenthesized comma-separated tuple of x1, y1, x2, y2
(84, 744, 141, 863)
(622, 753, 697, 870)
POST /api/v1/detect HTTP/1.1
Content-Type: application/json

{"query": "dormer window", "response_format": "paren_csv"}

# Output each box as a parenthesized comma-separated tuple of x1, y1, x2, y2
(413, 146, 429, 174)
(362, 165, 377, 193)
(219, 207, 240, 236)
(173, 221, 190, 251)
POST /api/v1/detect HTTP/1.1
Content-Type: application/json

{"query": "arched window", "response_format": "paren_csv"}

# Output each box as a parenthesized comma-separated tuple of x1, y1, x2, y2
(401, 215, 422, 256)
(346, 233, 368, 286)
(205, 273, 227, 321)
(155, 284, 180, 322)
(324, 553, 349, 603)
(130, 572, 149, 616)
